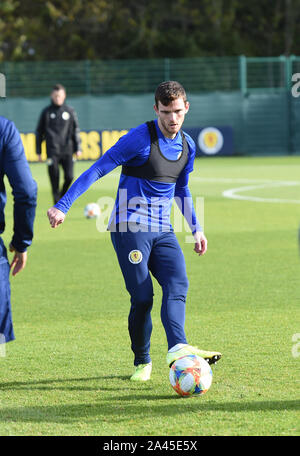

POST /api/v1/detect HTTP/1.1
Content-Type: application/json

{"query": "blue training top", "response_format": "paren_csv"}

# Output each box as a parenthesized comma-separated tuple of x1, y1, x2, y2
(55, 119, 202, 233)
(0, 116, 37, 252)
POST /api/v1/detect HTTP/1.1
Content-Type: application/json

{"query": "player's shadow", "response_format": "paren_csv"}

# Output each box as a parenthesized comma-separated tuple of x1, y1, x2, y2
(0, 375, 150, 392)
(0, 400, 299, 425)
(0, 389, 298, 425)
(0, 376, 299, 425)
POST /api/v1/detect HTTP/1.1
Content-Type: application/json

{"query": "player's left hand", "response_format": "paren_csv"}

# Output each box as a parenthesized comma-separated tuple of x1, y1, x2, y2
(75, 151, 82, 158)
(9, 244, 28, 276)
(193, 231, 207, 256)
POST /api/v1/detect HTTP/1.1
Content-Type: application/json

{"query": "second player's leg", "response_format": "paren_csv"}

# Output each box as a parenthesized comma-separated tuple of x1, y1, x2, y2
(60, 154, 74, 198)
(47, 156, 60, 204)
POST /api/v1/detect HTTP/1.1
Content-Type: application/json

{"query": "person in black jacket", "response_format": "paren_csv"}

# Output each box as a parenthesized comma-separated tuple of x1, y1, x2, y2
(35, 84, 82, 204)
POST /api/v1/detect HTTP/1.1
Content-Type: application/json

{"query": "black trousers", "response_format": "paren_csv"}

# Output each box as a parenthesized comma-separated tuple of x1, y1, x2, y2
(47, 154, 74, 204)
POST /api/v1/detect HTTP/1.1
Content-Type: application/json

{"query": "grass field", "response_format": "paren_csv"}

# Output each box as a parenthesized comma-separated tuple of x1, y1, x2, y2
(0, 155, 299, 436)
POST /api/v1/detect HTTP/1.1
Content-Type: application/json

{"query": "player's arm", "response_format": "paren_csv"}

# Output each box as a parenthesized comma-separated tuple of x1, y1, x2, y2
(174, 171, 207, 256)
(47, 127, 146, 228)
(47, 152, 117, 228)
(4, 121, 37, 274)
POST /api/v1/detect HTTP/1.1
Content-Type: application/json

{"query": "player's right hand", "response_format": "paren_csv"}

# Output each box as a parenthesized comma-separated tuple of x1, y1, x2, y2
(47, 207, 65, 228)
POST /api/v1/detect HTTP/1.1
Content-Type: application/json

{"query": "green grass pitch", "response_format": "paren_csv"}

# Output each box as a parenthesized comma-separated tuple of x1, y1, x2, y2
(0, 156, 299, 436)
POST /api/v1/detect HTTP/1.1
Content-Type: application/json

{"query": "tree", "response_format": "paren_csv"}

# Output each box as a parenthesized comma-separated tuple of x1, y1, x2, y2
(1, 0, 300, 62)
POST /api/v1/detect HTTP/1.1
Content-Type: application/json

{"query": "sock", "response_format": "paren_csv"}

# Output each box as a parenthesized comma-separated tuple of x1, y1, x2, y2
(168, 343, 187, 353)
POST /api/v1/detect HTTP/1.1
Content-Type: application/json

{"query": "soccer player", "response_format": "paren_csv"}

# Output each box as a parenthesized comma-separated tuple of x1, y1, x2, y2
(47, 81, 222, 381)
(35, 84, 82, 204)
(0, 116, 37, 346)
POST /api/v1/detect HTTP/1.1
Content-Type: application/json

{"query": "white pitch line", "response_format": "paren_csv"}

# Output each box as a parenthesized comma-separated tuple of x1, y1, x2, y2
(191, 176, 300, 185)
(190, 176, 300, 204)
(102, 174, 300, 204)
(222, 181, 300, 204)
(191, 177, 278, 184)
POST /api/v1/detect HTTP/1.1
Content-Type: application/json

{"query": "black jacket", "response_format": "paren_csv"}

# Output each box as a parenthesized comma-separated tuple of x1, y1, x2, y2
(35, 102, 81, 157)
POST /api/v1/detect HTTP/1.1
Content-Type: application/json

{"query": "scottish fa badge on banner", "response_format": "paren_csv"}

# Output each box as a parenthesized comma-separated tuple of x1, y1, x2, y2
(198, 127, 224, 155)
(184, 126, 233, 156)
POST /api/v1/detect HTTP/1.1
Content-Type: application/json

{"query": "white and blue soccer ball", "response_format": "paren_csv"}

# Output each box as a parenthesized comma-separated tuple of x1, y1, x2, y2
(169, 354, 212, 397)
(84, 202, 101, 219)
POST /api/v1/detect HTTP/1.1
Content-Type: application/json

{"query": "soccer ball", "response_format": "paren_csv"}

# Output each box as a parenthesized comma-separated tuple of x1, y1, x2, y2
(84, 203, 101, 219)
(169, 354, 212, 397)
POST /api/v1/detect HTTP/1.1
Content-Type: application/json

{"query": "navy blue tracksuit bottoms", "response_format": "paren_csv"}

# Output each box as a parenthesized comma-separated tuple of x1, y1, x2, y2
(111, 229, 189, 366)
(0, 238, 15, 344)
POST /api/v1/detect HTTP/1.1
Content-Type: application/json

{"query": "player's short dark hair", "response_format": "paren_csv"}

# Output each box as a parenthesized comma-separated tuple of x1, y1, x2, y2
(155, 81, 187, 107)
(52, 83, 66, 93)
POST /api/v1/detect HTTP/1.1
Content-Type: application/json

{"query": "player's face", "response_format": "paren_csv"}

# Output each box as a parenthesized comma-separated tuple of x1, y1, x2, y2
(154, 97, 190, 139)
(51, 89, 66, 106)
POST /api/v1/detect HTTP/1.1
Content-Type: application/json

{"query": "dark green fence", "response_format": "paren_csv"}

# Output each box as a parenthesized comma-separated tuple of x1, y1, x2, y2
(0, 55, 298, 96)
(1, 56, 300, 155)
(0, 57, 241, 96)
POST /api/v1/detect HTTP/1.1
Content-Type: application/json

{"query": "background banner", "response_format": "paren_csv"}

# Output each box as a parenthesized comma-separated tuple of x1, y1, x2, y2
(21, 126, 233, 162)
(184, 127, 233, 156)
